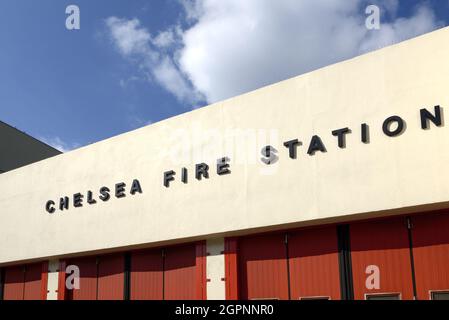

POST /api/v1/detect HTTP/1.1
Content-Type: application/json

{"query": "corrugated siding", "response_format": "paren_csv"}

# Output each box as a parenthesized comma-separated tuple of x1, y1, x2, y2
(350, 217, 414, 300)
(57, 260, 67, 300)
(288, 226, 341, 300)
(23, 263, 43, 300)
(225, 238, 239, 300)
(164, 244, 197, 300)
(238, 233, 289, 300)
(3, 263, 46, 300)
(68, 257, 97, 300)
(412, 211, 449, 299)
(3, 266, 24, 300)
(130, 249, 163, 300)
(97, 254, 124, 300)
(195, 242, 207, 300)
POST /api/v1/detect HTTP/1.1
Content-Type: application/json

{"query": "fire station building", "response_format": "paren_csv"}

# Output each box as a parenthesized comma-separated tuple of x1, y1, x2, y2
(1, 27, 449, 301)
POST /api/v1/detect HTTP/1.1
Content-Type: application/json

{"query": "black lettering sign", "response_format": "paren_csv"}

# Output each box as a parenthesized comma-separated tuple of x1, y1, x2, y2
(130, 179, 143, 195)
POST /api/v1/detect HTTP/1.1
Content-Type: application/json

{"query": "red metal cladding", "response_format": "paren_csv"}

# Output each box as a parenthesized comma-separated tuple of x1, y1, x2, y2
(40, 261, 49, 300)
(23, 263, 44, 300)
(3, 266, 24, 300)
(97, 254, 124, 300)
(225, 237, 239, 300)
(3, 262, 46, 300)
(57, 260, 67, 300)
(164, 243, 198, 300)
(67, 256, 98, 300)
(195, 241, 207, 300)
(411, 211, 449, 300)
(130, 249, 163, 300)
(288, 226, 341, 300)
(238, 233, 289, 300)
(350, 217, 414, 300)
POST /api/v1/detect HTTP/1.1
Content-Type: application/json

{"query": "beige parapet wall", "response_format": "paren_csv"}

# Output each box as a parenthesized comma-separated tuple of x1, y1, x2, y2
(2, 27, 449, 265)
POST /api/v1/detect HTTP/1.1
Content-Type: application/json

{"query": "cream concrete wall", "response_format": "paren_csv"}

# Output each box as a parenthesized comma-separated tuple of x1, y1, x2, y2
(2, 27, 449, 264)
(206, 238, 225, 300)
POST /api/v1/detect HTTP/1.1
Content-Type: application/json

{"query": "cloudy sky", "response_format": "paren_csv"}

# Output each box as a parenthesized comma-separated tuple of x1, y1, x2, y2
(0, 0, 448, 152)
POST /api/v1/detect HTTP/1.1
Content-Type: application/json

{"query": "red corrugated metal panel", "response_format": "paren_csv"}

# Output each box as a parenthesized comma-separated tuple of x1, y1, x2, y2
(3, 266, 24, 300)
(130, 249, 164, 300)
(97, 254, 124, 300)
(40, 261, 48, 300)
(195, 242, 207, 300)
(68, 256, 97, 300)
(238, 233, 289, 300)
(288, 226, 341, 300)
(57, 260, 67, 300)
(130, 249, 163, 300)
(164, 244, 197, 300)
(225, 237, 239, 300)
(412, 211, 449, 300)
(23, 263, 44, 300)
(350, 217, 414, 300)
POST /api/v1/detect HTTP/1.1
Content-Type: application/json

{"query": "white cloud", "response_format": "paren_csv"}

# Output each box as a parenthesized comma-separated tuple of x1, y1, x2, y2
(105, 17, 151, 56)
(180, 0, 204, 22)
(177, 0, 442, 103)
(105, 16, 203, 105)
(360, 5, 440, 53)
(152, 56, 203, 102)
(105, 1, 442, 106)
(38, 136, 80, 153)
(152, 29, 176, 48)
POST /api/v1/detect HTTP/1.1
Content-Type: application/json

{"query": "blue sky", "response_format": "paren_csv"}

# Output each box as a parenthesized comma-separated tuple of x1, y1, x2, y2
(0, 0, 448, 152)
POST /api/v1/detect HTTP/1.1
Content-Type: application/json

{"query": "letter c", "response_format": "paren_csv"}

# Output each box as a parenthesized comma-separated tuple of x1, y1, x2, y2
(46, 200, 56, 213)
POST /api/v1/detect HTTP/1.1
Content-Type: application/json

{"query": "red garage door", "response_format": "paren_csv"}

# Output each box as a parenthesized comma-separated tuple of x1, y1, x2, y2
(3, 263, 47, 300)
(23, 263, 46, 300)
(97, 254, 124, 300)
(130, 242, 205, 300)
(67, 254, 124, 300)
(130, 249, 163, 300)
(3, 266, 24, 300)
(165, 243, 202, 300)
(67, 256, 97, 300)
(288, 226, 341, 300)
(238, 233, 289, 300)
(412, 211, 449, 300)
(350, 217, 414, 300)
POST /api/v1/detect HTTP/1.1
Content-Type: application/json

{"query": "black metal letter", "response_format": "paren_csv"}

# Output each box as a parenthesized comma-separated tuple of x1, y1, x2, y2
(260, 145, 278, 165)
(420, 105, 442, 129)
(130, 179, 143, 195)
(383, 116, 405, 137)
(195, 163, 209, 180)
(46, 200, 56, 213)
(87, 190, 96, 204)
(361, 123, 369, 144)
(283, 139, 301, 159)
(99, 187, 110, 201)
(332, 128, 350, 148)
(217, 157, 231, 175)
(307, 135, 327, 155)
(73, 193, 83, 207)
(59, 196, 69, 211)
(164, 170, 176, 187)
(181, 168, 188, 184)
(115, 182, 126, 198)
